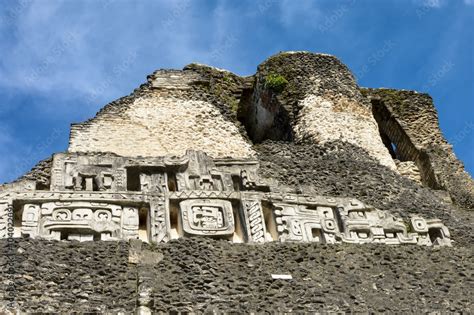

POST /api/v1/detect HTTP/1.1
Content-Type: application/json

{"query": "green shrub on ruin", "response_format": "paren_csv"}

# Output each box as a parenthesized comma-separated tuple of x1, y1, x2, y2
(265, 73, 289, 93)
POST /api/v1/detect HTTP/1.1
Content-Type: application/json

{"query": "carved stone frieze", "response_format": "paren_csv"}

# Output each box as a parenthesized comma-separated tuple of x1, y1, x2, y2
(0, 201, 13, 239)
(241, 199, 266, 243)
(0, 150, 452, 246)
(149, 196, 169, 243)
(180, 199, 234, 237)
(273, 203, 339, 244)
(18, 201, 140, 241)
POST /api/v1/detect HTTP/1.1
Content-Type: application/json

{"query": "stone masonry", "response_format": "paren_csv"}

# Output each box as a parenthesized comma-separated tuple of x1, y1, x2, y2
(69, 71, 255, 159)
(0, 51, 472, 313)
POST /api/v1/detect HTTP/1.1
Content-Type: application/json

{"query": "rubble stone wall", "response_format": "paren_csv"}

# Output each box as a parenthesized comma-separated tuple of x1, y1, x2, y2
(254, 141, 473, 247)
(1, 238, 472, 313)
(69, 68, 255, 159)
(1, 51, 473, 313)
(0, 239, 136, 313)
(241, 52, 396, 169)
(295, 94, 396, 168)
(364, 88, 474, 209)
(4, 157, 53, 189)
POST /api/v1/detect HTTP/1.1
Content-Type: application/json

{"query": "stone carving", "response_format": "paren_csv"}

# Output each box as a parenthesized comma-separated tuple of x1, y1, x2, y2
(114, 169, 127, 191)
(140, 173, 167, 193)
(0, 201, 12, 239)
(0, 150, 452, 246)
(72, 208, 93, 220)
(241, 170, 272, 191)
(268, 198, 451, 246)
(163, 154, 189, 169)
(21, 204, 41, 238)
(51, 154, 68, 190)
(17, 201, 136, 241)
(410, 216, 451, 246)
(171, 191, 238, 200)
(189, 175, 215, 191)
(122, 207, 139, 240)
(241, 199, 266, 243)
(180, 199, 234, 237)
(53, 209, 71, 221)
(70, 165, 113, 191)
(150, 197, 169, 243)
(273, 203, 339, 244)
(339, 205, 417, 245)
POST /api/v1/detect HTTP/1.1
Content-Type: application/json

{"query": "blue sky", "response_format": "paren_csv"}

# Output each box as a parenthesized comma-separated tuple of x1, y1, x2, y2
(0, 0, 472, 183)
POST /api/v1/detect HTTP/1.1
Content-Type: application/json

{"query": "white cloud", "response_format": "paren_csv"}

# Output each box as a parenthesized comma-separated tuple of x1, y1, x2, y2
(0, 0, 254, 183)
(278, 0, 322, 28)
(421, 0, 443, 7)
(0, 0, 220, 109)
(413, 0, 445, 8)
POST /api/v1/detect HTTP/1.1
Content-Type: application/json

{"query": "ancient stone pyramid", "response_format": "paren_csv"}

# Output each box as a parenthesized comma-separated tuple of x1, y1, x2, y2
(1, 51, 472, 313)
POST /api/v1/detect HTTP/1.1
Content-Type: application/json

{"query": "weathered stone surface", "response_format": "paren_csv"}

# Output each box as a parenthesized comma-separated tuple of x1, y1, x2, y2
(0, 238, 136, 313)
(395, 160, 422, 184)
(240, 51, 395, 168)
(1, 149, 452, 247)
(7, 157, 53, 190)
(1, 237, 471, 313)
(254, 140, 472, 247)
(295, 94, 396, 169)
(69, 95, 255, 158)
(363, 88, 474, 210)
(0, 51, 472, 313)
(146, 238, 473, 313)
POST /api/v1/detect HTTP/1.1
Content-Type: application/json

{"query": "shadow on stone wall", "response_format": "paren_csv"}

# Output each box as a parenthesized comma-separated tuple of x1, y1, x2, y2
(254, 140, 473, 246)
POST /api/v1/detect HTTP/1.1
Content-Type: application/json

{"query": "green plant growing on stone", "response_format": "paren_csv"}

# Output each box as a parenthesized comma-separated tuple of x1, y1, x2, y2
(230, 99, 239, 113)
(265, 73, 289, 93)
(222, 73, 232, 82)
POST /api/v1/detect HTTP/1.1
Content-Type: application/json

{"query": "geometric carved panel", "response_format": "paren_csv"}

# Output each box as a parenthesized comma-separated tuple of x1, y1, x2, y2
(273, 203, 339, 244)
(241, 199, 266, 243)
(180, 199, 234, 236)
(22, 202, 130, 242)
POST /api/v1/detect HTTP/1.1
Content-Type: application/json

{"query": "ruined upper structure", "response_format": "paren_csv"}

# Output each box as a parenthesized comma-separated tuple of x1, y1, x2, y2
(1, 51, 472, 248)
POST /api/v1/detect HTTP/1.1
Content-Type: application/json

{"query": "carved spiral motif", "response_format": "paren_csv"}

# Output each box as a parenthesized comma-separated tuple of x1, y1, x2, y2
(246, 200, 265, 243)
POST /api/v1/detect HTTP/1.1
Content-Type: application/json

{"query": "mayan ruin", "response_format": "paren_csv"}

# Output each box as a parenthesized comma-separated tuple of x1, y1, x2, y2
(1, 51, 473, 313)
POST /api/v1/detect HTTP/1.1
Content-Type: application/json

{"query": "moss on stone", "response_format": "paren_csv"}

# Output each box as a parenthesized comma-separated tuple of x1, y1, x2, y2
(264, 73, 289, 93)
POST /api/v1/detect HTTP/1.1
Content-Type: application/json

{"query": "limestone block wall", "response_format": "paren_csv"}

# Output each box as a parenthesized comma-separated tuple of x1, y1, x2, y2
(7, 52, 471, 212)
(240, 52, 396, 169)
(295, 94, 396, 169)
(69, 95, 254, 158)
(69, 69, 255, 159)
(395, 160, 422, 184)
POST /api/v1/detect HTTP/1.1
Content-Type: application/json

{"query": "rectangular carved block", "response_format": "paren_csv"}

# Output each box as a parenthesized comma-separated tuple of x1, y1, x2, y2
(150, 197, 169, 243)
(273, 203, 339, 244)
(0, 201, 13, 239)
(241, 199, 266, 243)
(338, 202, 417, 245)
(20, 201, 139, 242)
(180, 199, 234, 237)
